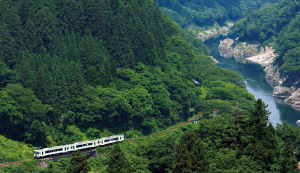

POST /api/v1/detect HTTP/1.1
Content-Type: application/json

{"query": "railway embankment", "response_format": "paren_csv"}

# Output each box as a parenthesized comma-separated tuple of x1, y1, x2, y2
(0, 114, 201, 168)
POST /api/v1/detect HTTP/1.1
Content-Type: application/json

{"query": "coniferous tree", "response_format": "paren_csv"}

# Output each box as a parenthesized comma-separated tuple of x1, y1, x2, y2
(191, 139, 210, 172)
(0, 23, 16, 68)
(53, 66, 70, 117)
(4, 9, 23, 50)
(107, 143, 134, 173)
(67, 31, 79, 61)
(245, 99, 280, 172)
(33, 7, 56, 48)
(34, 66, 49, 102)
(94, 0, 110, 40)
(280, 139, 298, 172)
(23, 19, 39, 52)
(16, 0, 32, 25)
(67, 150, 90, 173)
(221, 109, 249, 152)
(173, 143, 192, 173)
(173, 131, 198, 172)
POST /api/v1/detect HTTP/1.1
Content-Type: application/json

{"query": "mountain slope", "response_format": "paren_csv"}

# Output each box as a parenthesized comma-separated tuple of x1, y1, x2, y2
(232, 0, 300, 80)
(155, 0, 279, 28)
(0, 0, 254, 148)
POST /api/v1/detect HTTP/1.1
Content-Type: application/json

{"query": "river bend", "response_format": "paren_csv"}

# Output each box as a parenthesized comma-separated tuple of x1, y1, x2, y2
(205, 36, 300, 127)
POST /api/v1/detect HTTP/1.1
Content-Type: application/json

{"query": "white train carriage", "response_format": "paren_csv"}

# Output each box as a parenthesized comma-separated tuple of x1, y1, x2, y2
(100, 135, 124, 146)
(34, 134, 124, 158)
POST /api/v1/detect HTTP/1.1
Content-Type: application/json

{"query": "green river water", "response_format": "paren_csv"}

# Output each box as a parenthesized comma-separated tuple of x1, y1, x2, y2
(205, 35, 300, 127)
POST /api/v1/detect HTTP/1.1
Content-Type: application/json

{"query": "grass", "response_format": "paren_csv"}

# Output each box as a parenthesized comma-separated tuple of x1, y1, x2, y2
(0, 135, 36, 163)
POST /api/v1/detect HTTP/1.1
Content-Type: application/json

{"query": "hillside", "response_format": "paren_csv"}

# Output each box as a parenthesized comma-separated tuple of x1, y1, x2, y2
(232, 0, 300, 83)
(2, 103, 300, 172)
(0, 0, 255, 149)
(155, 0, 279, 28)
(0, 1, 299, 172)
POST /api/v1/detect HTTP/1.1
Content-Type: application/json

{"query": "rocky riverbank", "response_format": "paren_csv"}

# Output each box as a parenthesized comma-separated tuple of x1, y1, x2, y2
(218, 37, 300, 109)
(192, 22, 233, 42)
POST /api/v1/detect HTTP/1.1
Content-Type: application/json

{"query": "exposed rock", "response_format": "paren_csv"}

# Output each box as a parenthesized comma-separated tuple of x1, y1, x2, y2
(87, 150, 99, 159)
(195, 22, 233, 41)
(285, 88, 300, 108)
(264, 64, 287, 85)
(217, 37, 300, 109)
(37, 160, 48, 168)
(218, 38, 235, 58)
(246, 47, 275, 67)
(296, 119, 300, 126)
(271, 86, 293, 98)
(218, 38, 259, 62)
(210, 56, 219, 64)
(218, 38, 287, 85)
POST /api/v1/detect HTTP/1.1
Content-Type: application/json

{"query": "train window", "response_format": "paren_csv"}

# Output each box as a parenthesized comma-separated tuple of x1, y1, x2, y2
(76, 143, 89, 148)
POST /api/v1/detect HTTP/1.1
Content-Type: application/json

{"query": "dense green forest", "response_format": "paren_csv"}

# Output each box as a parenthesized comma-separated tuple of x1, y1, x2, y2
(154, 0, 279, 28)
(0, 0, 255, 151)
(2, 100, 300, 172)
(2, 0, 298, 172)
(232, 0, 300, 82)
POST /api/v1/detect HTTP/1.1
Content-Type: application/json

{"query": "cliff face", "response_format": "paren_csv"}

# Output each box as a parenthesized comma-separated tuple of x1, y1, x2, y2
(193, 23, 233, 42)
(218, 38, 285, 83)
(217, 37, 300, 109)
(218, 38, 258, 62)
(271, 86, 293, 98)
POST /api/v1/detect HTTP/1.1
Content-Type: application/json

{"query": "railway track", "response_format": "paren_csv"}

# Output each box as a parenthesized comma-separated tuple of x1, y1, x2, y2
(125, 114, 201, 143)
(0, 113, 201, 167)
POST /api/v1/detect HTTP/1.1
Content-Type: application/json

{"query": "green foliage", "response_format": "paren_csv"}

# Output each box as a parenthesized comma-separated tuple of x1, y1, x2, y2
(67, 150, 91, 173)
(0, 135, 34, 163)
(201, 99, 232, 118)
(107, 143, 134, 173)
(156, 0, 279, 28)
(280, 139, 298, 172)
(172, 131, 209, 173)
(0, 160, 42, 173)
(244, 99, 280, 172)
(2, 106, 298, 173)
(0, 0, 258, 169)
(232, 0, 300, 77)
(0, 84, 48, 146)
(136, 133, 177, 172)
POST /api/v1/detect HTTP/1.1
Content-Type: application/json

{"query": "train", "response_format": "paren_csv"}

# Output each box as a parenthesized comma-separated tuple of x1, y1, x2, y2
(34, 134, 124, 158)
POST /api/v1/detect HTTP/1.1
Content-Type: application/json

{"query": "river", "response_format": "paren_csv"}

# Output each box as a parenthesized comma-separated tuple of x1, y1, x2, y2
(205, 35, 300, 127)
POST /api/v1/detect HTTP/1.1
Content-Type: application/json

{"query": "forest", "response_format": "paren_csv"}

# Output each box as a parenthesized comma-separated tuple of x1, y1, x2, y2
(0, 0, 298, 172)
(1, 99, 300, 172)
(0, 0, 255, 157)
(232, 0, 300, 81)
(154, 0, 279, 28)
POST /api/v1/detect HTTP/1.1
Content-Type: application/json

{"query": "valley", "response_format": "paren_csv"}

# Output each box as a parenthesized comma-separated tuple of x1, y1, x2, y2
(1, 0, 300, 172)
(205, 35, 300, 127)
